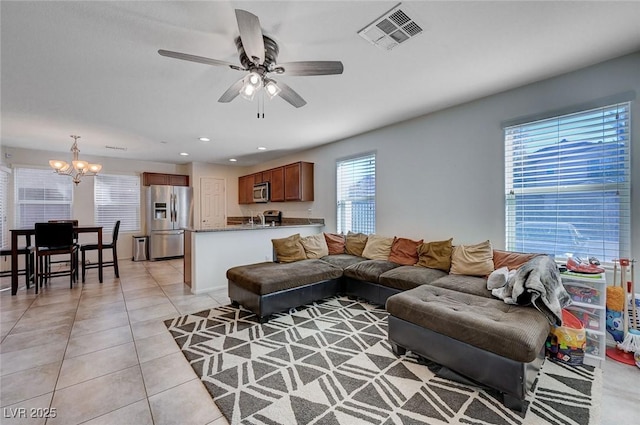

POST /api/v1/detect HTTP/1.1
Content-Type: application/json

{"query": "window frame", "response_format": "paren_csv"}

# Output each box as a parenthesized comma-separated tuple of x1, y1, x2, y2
(504, 102, 630, 263)
(94, 173, 141, 233)
(336, 152, 376, 234)
(14, 166, 74, 229)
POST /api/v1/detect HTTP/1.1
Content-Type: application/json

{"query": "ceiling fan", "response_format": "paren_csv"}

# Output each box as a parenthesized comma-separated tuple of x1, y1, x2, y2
(158, 9, 344, 108)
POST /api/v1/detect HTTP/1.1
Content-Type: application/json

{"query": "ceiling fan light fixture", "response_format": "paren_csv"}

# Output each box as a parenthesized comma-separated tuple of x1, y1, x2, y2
(264, 79, 281, 99)
(239, 83, 257, 101)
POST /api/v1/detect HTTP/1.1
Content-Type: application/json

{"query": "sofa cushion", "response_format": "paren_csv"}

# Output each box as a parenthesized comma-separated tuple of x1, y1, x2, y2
(416, 238, 453, 271)
(493, 250, 541, 270)
(362, 234, 394, 260)
(429, 274, 492, 298)
(388, 237, 423, 266)
(320, 254, 367, 269)
(386, 285, 549, 363)
(324, 233, 346, 255)
(226, 259, 343, 295)
(300, 234, 329, 259)
(345, 232, 368, 257)
(450, 240, 494, 276)
(344, 260, 401, 283)
(272, 234, 307, 263)
(379, 266, 447, 291)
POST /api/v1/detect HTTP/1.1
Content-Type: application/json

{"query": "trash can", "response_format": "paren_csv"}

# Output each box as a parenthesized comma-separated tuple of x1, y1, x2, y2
(132, 235, 148, 261)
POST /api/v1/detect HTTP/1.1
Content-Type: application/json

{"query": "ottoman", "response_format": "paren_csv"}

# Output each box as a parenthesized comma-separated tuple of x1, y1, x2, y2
(386, 285, 550, 411)
(227, 259, 343, 322)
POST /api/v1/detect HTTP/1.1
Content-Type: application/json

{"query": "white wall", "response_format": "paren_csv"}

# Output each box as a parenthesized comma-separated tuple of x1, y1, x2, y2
(235, 52, 640, 256)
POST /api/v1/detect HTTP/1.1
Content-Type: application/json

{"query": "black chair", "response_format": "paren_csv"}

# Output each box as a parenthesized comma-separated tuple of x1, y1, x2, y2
(0, 234, 35, 289)
(82, 220, 120, 282)
(48, 219, 79, 279)
(34, 222, 78, 292)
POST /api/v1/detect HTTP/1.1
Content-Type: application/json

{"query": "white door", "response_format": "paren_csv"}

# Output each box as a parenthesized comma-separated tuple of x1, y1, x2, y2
(200, 177, 226, 229)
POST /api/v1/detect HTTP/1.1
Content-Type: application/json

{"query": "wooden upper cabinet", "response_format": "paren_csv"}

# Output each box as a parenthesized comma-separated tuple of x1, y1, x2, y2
(142, 172, 189, 187)
(169, 174, 189, 186)
(236, 162, 313, 204)
(285, 162, 314, 202)
(238, 175, 254, 204)
(270, 167, 285, 202)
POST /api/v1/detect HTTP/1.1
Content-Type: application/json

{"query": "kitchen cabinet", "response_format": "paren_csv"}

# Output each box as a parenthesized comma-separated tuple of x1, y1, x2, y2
(270, 167, 285, 202)
(285, 162, 314, 201)
(237, 161, 313, 204)
(238, 175, 254, 204)
(142, 172, 189, 187)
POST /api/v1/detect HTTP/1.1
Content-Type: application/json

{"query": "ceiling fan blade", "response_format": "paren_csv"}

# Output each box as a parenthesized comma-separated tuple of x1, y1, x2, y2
(218, 78, 245, 103)
(235, 9, 265, 65)
(275, 81, 307, 108)
(158, 50, 241, 69)
(276, 61, 344, 76)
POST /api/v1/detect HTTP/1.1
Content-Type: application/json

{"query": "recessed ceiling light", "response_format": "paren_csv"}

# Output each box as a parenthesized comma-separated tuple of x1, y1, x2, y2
(179, 152, 189, 156)
(199, 137, 210, 142)
(257, 146, 267, 151)
(229, 158, 237, 162)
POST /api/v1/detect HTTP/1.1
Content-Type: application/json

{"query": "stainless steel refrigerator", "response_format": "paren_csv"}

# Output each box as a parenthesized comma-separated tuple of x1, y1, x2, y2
(147, 185, 193, 260)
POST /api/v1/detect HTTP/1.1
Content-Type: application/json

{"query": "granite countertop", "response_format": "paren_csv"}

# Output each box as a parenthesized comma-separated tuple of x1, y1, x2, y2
(185, 223, 324, 233)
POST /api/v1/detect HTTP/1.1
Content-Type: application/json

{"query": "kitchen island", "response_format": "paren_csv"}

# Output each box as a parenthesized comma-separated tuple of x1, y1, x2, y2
(184, 224, 324, 294)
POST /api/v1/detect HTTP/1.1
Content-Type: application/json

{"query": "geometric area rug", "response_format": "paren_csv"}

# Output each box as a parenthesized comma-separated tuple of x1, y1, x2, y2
(165, 296, 601, 425)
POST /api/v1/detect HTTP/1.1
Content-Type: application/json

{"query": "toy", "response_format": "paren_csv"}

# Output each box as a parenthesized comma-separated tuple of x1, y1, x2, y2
(545, 309, 586, 365)
(566, 285, 599, 303)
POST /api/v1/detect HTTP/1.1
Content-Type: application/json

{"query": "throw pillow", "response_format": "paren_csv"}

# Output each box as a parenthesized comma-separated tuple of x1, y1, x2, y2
(300, 233, 329, 259)
(492, 249, 541, 270)
(450, 240, 494, 276)
(272, 234, 306, 263)
(416, 238, 453, 271)
(361, 234, 394, 260)
(324, 232, 346, 255)
(388, 237, 423, 265)
(345, 231, 368, 257)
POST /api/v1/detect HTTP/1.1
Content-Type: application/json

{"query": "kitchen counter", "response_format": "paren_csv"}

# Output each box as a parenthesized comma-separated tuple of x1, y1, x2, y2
(184, 223, 324, 294)
(186, 223, 323, 233)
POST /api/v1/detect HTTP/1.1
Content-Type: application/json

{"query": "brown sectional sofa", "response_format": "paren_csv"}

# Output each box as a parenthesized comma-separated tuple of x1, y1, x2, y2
(226, 250, 551, 411)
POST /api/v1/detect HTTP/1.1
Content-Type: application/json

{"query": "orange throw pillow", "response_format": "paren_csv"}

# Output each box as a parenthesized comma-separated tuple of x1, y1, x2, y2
(389, 237, 423, 266)
(324, 233, 345, 255)
(492, 250, 541, 270)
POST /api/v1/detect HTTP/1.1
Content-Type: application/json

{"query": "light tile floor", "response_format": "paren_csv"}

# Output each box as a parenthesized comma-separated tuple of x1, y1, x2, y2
(1, 259, 228, 425)
(1, 259, 639, 424)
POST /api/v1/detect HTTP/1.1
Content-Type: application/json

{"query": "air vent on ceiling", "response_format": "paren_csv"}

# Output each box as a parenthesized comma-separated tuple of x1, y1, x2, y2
(105, 145, 128, 151)
(358, 3, 423, 51)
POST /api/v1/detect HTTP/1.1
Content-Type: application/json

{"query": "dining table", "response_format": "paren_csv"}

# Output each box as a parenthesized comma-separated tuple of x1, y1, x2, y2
(9, 225, 103, 295)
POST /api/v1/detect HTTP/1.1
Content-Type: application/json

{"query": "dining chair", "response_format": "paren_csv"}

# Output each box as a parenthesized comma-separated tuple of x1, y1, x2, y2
(34, 222, 78, 292)
(48, 219, 79, 279)
(81, 220, 120, 282)
(0, 234, 35, 289)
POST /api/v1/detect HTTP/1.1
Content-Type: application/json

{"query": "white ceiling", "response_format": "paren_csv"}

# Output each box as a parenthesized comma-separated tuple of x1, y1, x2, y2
(2, 1, 640, 166)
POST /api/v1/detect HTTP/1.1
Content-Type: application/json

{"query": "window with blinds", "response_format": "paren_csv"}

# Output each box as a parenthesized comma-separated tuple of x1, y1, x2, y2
(505, 102, 630, 263)
(0, 169, 8, 249)
(94, 174, 140, 233)
(337, 153, 376, 234)
(14, 168, 73, 228)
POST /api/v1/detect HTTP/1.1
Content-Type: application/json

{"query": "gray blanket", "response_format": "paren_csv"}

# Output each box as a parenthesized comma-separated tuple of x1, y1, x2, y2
(491, 255, 571, 326)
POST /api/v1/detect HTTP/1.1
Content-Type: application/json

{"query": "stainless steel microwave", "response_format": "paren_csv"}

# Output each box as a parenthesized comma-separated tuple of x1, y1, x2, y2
(253, 182, 270, 203)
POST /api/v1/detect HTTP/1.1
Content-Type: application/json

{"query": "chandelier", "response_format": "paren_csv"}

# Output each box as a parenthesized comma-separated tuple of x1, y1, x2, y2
(49, 135, 102, 185)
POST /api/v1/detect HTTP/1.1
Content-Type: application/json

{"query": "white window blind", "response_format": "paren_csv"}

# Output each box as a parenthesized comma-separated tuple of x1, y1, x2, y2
(505, 102, 630, 263)
(14, 168, 73, 228)
(337, 153, 376, 234)
(0, 169, 8, 249)
(95, 174, 140, 233)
